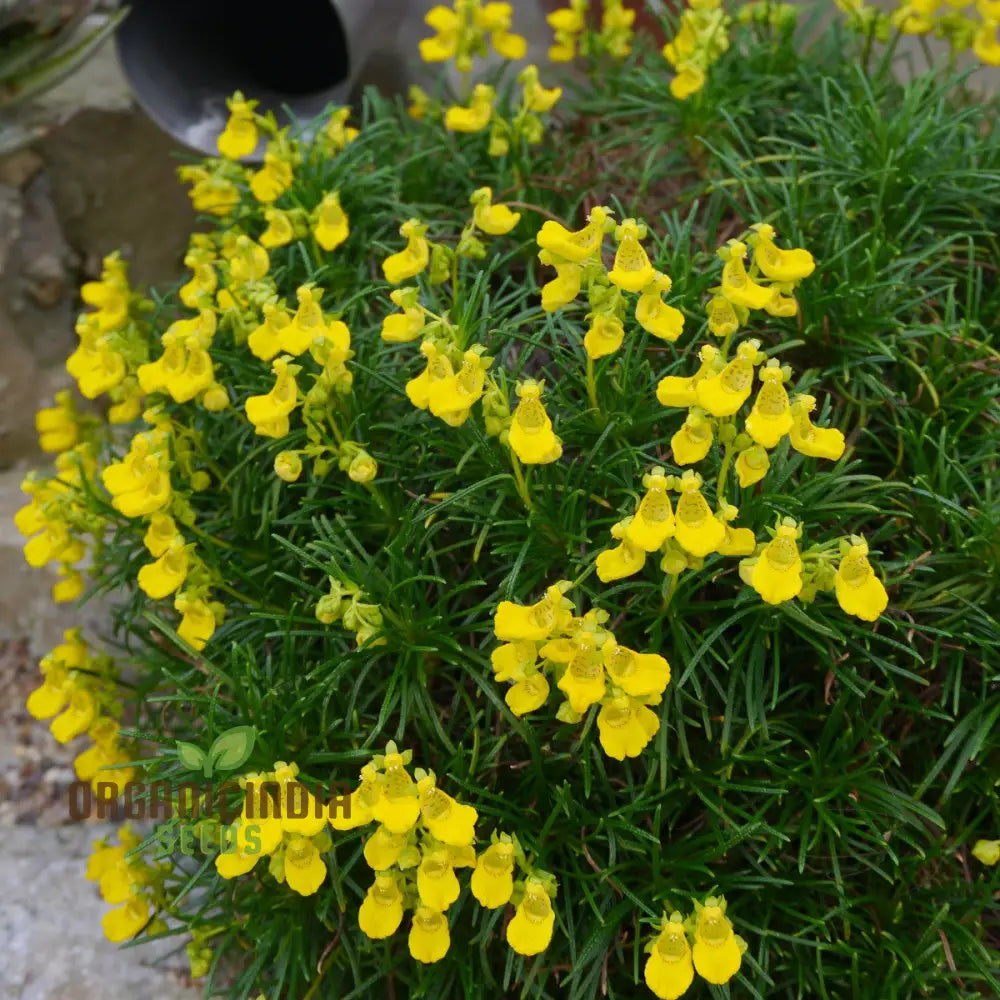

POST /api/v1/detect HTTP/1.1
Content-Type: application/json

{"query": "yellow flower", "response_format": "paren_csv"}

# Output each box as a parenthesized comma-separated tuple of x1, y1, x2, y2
(494, 584, 572, 641)
(707, 294, 740, 337)
(249, 152, 293, 203)
(419, 5, 460, 62)
(556, 640, 606, 712)
(35, 392, 78, 453)
(471, 840, 515, 908)
(834, 538, 888, 621)
(313, 191, 350, 251)
(383, 219, 431, 284)
(174, 593, 217, 651)
(444, 84, 495, 133)
(283, 835, 327, 896)
(974, 19, 1000, 63)
(418, 774, 478, 845)
(382, 287, 425, 343)
(507, 877, 556, 955)
(506, 672, 550, 716)
(734, 445, 770, 488)
(470, 186, 521, 235)
(584, 313, 625, 359)
(695, 339, 762, 416)
(325, 107, 359, 149)
(719, 241, 778, 310)
(215, 823, 265, 879)
(491, 640, 538, 682)
(749, 223, 815, 281)
(417, 848, 461, 909)
(596, 520, 647, 582)
(347, 451, 378, 483)
(363, 824, 409, 870)
(636, 273, 685, 341)
(671, 410, 714, 465)
(692, 899, 742, 985)
(429, 347, 491, 421)
(657, 344, 720, 408)
(217, 95, 257, 159)
(670, 62, 706, 100)
(102, 895, 149, 943)
(547, 2, 587, 61)
(717, 522, 756, 556)
(51, 687, 96, 743)
(281, 285, 330, 356)
(137, 539, 189, 600)
(518, 63, 562, 111)
(602, 640, 671, 701)
(749, 522, 803, 604)
(608, 218, 655, 292)
(972, 839, 1000, 866)
(597, 695, 659, 760)
(409, 907, 450, 963)
(406, 341, 453, 411)
(644, 914, 695, 1000)
(248, 303, 290, 362)
(538, 251, 583, 312)
(245, 358, 298, 433)
(789, 395, 845, 460)
(509, 380, 562, 464)
(536, 205, 614, 262)
(274, 451, 303, 482)
(178, 166, 239, 216)
(745, 364, 793, 448)
(359, 874, 404, 939)
(53, 566, 84, 603)
(626, 469, 676, 551)
(674, 472, 725, 556)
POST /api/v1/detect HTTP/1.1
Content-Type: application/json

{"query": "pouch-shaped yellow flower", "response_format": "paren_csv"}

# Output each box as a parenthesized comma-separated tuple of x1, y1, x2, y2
(313, 191, 350, 251)
(735, 445, 769, 487)
(556, 643, 607, 712)
(584, 313, 625, 359)
(972, 839, 1000, 866)
(102, 895, 149, 943)
(174, 593, 217, 650)
(494, 584, 570, 641)
(608, 219, 655, 293)
(136, 540, 188, 600)
(507, 879, 556, 955)
(636, 274, 685, 341)
(217, 97, 257, 159)
(363, 825, 408, 870)
(444, 84, 495, 133)
(260, 207, 294, 248)
(359, 874, 404, 939)
(656, 344, 720, 408)
(671, 411, 714, 465)
(539, 252, 583, 312)
(692, 902, 742, 985)
(745, 365, 793, 448)
(283, 835, 327, 896)
(644, 916, 695, 1000)
(417, 849, 461, 909)
(406, 342, 455, 411)
(509, 381, 562, 464)
(749, 523, 802, 604)
(602, 641, 671, 701)
(674, 474, 725, 556)
(789, 394, 845, 460)
(536, 206, 613, 262)
(750, 223, 816, 282)
(249, 153, 293, 203)
(471, 841, 515, 908)
(470, 186, 521, 235)
(491, 640, 538, 681)
(383, 219, 431, 284)
(596, 529, 647, 582)
(625, 470, 676, 551)
(409, 907, 450, 963)
(696, 340, 762, 416)
(835, 539, 888, 621)
(419, 5, 459, 62)
(505, 672, 550, 716)
(418, 776, 478, 846)
(597, 695, 659, 760)
(707, 294, 740, 337)
(720, 241, 778, 310)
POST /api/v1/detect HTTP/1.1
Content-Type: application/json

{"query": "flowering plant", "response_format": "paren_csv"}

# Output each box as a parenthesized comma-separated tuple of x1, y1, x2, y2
(15, 2, 1000, 998)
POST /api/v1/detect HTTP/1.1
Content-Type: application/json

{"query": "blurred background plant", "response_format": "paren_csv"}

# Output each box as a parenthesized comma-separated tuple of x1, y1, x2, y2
(0, 0, 125, 155)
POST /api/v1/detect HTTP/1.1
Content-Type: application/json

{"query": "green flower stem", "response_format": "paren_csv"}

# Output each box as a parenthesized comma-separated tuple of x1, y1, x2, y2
(585, 356, 601, 418)
(509, 452, 533, 512)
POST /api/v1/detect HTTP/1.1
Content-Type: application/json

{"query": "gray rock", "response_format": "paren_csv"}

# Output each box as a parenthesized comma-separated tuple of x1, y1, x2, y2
(0, 824, 200, 1000)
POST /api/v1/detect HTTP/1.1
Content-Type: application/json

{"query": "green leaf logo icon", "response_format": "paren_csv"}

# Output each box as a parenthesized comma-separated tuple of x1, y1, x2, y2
(175, 726, 256, 778)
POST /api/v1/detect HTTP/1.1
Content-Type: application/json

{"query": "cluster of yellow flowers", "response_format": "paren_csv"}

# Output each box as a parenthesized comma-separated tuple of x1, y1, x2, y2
(25, 628, 135, 791)
(212, 745, 558, 963)
(537, 205, 686, 357)
(336, 743, 557, 962)
(214, 761, 334, 895)
(419, 0, 527, 66)
(88, 825, 162, 943)
(838, 0, 1000, 64)
(644, 899, 745, 999)
(547, 0, 637, 61)
(661, 0, 732, 100)
(492, 581, 671, 760)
